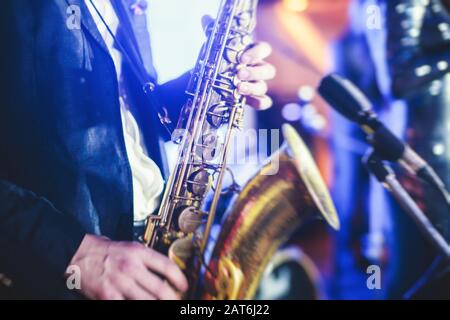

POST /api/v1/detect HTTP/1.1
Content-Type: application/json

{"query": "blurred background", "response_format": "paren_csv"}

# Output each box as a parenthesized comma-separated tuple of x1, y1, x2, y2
(147, 0, 450, 299)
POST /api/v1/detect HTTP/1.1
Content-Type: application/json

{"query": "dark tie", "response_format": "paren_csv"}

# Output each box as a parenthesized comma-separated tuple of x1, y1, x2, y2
(112, 0, 158, 81)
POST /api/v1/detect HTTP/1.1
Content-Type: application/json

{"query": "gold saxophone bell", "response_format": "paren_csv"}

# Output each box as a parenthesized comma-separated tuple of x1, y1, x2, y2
(199, 124, 340, 300)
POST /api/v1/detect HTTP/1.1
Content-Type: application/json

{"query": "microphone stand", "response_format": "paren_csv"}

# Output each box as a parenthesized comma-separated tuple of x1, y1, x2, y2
(364, 150, 450, 259)
(370, 124, 450, 209)
(364, 150, 450, 299)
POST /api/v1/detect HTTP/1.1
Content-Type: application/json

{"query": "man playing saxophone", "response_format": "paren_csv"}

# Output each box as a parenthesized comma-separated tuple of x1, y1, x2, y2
(0, 0, 275, 300)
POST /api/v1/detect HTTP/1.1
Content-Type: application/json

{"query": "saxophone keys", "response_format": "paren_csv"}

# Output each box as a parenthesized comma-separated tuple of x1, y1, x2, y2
(207, 102, 229, 128)
(186, 169, 213, 196)
(236, 10, 252, 28)
(233, 107, 245, 129)
(195, 133, 221, 161)
(171, 100, 193, 144)
(224, 34, 252, 64)
(178, 206, 205, 234)
(168, 236, 195, 272)
(224, 47, 241, 64)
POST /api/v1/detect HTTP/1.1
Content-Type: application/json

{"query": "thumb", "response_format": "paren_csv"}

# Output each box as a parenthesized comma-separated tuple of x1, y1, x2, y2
(201, 15, 214, 34)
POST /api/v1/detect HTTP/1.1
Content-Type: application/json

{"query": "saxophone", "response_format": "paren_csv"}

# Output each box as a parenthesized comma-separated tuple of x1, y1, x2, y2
(143, 0, 340, 299)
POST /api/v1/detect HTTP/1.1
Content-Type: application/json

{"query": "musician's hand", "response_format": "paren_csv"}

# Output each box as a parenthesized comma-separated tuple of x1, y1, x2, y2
(238, 42, 276, 110)
(67, 234, 188, 300)
(201, 16, 275, 110)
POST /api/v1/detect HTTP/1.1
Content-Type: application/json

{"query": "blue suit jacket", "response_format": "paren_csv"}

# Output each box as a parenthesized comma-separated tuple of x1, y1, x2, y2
(0, 0, 188, 298)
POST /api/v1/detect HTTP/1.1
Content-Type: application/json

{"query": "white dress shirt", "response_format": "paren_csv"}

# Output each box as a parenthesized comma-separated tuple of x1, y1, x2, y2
(85, 0, 164, 222)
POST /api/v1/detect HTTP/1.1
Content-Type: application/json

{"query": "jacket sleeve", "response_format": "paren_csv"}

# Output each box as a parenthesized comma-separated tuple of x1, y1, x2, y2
(0, 1, 88, 298)
(385, 0, 450, 98)
(0, 180, 86, 298)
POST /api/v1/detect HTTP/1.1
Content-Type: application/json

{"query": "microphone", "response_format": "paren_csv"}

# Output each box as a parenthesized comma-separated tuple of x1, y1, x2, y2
(318, 73, 449, 205)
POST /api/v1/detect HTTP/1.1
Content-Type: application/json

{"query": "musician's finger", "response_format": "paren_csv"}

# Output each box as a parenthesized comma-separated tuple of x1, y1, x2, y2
(240, 41, 272, 65)
(238, 63, 276, 81)
(238, 81, 268, 97)
(201, 15, 214, 33)
(111, 274, 157, 300)
(133, 267, 180, 300)
(246, 95, 273, 111)
(94, 285, 124, 300)
(140, 248, 188, 293)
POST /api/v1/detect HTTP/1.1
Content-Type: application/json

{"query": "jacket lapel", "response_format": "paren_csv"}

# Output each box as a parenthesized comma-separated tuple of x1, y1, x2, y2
(65, 0, 110, 54)
(66, 0, 156, 80)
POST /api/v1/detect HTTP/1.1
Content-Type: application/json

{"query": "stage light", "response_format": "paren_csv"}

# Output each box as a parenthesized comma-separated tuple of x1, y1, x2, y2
(297, 85, 315, 102)
(433, 143, 445, 156)
(282, 103, 303, 122)
(282, 0, 309, 13)
(302, 104, 326, 131)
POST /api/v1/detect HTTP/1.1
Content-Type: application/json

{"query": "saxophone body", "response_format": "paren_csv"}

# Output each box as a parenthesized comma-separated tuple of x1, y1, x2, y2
(201, 124, 340, 299)
(143, 0, 340, 300)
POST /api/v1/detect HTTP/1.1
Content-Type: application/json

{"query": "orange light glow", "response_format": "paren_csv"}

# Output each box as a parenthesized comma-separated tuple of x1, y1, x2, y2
(282, 0, 309, 13)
